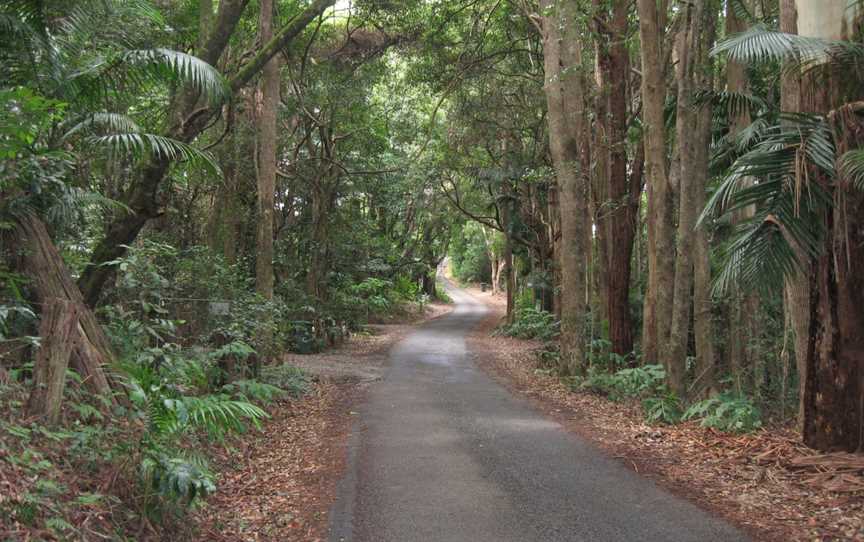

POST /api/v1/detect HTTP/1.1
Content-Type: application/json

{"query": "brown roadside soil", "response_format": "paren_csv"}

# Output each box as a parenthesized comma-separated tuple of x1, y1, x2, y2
(463, 284, 864, 542)
(190, 301, 452, 541)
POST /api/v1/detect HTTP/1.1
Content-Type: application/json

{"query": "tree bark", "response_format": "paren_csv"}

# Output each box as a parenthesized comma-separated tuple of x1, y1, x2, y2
(637, 0, 674, 366)
(14, 215, 115, 399)
(779, 0, 810, 431)
(27, 299, 78, 424)
(542, 0, 590, 375)
(256, 0, 278, 302)
(592, 0, 639, 358)
(796, 0, 864, 452)
(667, 0, 712, 397)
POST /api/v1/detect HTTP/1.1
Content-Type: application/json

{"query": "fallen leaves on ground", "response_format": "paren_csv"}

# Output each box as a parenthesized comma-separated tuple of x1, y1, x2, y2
(466, 300, 864, 542)
(191, 381, 356, 542)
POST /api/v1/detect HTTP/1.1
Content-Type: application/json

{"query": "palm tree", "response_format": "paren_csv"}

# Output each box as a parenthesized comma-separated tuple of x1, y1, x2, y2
(1, 0, 226, 414)
(706, 10, 864, 451)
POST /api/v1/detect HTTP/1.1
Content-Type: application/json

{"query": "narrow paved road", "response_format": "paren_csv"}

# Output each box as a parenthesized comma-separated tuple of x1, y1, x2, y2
(329, 282, 747, 542)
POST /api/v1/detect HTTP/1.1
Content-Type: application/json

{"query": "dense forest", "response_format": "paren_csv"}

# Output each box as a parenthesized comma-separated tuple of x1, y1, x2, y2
(2, 0, 864, 539)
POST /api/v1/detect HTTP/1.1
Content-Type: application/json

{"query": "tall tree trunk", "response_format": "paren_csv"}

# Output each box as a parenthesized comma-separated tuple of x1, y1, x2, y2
(666, 0, 701, 396)
(256, 0, 277, 302)
(593, 0, 638, 358)
(724, 0, 759, 394)
(542, 0, 590, 375)
(779, 0, 810, 431)
(637, 0, 674, 366)
(501, 185, 516, 324)
(27, 299, 78, 424)
(307, 180, 336, 300)
(691, 4, 717, 397)
(796, 0, 864, 452)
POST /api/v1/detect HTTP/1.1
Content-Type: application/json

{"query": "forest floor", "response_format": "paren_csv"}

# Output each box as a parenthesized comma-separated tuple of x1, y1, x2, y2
(464, 285, 864, 542)
(189, 300, 453, 541)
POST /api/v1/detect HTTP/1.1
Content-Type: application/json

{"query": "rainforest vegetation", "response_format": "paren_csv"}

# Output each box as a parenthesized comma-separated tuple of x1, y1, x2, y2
(2, 0, 864, 538)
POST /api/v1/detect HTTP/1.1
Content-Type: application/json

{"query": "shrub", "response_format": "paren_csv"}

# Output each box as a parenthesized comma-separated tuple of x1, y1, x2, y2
(683, 393, 762, 433)
(260, 364, 312, 398)
(575, 364, 666, 401)
(642, 394, 683, 425)
(500, 306, 559, 341)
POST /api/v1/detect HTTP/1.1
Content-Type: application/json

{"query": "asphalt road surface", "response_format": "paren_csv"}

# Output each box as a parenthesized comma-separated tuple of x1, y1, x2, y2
(329, 281, 748, 542)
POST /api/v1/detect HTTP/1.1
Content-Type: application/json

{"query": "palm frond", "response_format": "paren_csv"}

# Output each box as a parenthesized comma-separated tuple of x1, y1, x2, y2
(712, 195, 822, 296)
(837, 148, 864, 190)
(45, 187, 131, 224)
(711, 25, 829, 64)
(693, 89, 767, 120)
(89, 133, 222, 175)
(119, 48, 228, 101)
(61, 112, 142, 141)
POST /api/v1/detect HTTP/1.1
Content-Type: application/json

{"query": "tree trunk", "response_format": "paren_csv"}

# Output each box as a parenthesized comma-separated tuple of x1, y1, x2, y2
(593, 0, 638, 358)
(796, 0, 864, 452)
(691, 5, 717, 397)
(637, 0, 674, 366)
(542, 0, 590, 375)
(14, 214, 115, 400)
(501, 189, 515, 324)
(27, 299, 78, 424)
(779, 0, 810, 431)
(307, 183, 332, 300)
(256, 0, 277, 302)
(666, 0, 712, 397)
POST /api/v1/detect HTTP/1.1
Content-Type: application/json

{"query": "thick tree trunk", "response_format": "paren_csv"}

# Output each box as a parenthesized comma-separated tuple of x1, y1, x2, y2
(667, 0, 713, 397)
(637, 0, 674, 366)
(256, 0, 277, 302)
(542, 0, 590, 375)
(14, 215, 115, 400)
(27, 299, 78, 424)
(593, 0, 638, 358)
(797, 0, 864, 452)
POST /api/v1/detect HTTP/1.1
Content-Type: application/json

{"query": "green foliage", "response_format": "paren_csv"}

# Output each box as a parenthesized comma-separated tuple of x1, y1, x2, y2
(683, 393, 763, 433)
(575, 364, 666, 400)
(642, 394, 683, 425)
(260, 364, 312, 399)
(448, 222, 493, 284)
(222, 379, 286, 405)
(586, 338, 631, 371)
(123, 359, 266, 506)
(500, 294, 559, 341)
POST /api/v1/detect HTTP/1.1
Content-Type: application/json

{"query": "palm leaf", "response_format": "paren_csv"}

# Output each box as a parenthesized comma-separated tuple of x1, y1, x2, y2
(89, 133, 222, 175)
(711, 25, 829, 64)
(61, 112, 142, 140)
(838, 148, 864, 190)
(119, 48, 228, 101)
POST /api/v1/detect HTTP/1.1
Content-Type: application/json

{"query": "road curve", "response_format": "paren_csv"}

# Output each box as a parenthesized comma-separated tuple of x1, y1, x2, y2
(328, 281, 747, 542)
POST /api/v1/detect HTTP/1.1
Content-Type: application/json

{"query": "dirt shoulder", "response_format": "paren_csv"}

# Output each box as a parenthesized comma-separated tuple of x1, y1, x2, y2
(465, 293, 864, 542)
(191, 301, 452, 541)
